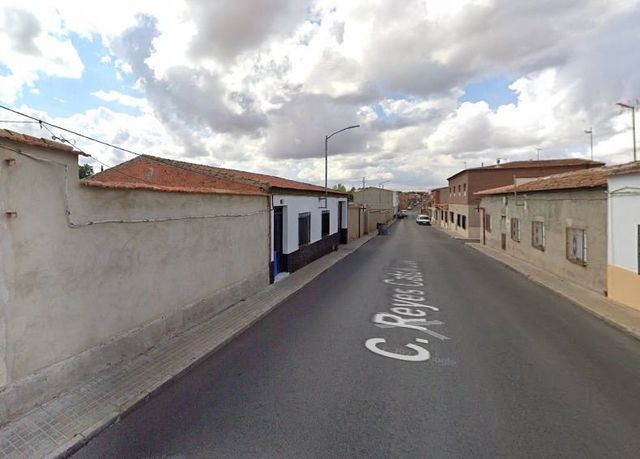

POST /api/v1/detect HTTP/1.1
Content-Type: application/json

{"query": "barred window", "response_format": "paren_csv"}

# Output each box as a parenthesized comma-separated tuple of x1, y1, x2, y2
(510, 218, 521, 242)
(298, 213, 311, 246)
(567, 228, 587, 265)
(532, 221, 545, 251)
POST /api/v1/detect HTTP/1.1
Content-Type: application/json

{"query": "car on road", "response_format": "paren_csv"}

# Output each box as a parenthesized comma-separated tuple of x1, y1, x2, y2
(416, 214, 430, 225)
(397, 210, 408, 219)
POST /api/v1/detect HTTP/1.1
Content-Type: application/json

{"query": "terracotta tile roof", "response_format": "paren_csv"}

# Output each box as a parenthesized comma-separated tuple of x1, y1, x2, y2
(83, 154, 347, 197)
(475, 161, 640, 196)
(83, 156, 267, 196)
(605, 160, 640, 177)
(153, 155, 346, 196)
(0, 128, 89, 156)
(447, 158, 604, 180)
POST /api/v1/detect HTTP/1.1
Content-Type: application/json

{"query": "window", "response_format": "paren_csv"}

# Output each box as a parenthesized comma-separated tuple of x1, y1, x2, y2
(449, 211, 454, 222)
(567, 228, 587, 265)
(461, 215, 467, 229)
(298, 212, 310, 246)
(485, 213, 491, 232)
(510, 218, 521, 242)
(532, 221, 545, 251)
(321, 211, 330, 237)
(456, 214, 461, 227)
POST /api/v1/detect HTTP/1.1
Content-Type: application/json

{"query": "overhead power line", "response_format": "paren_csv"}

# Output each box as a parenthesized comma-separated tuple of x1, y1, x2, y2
(0, 104, 145, 158)
(0, 104, 233, 186)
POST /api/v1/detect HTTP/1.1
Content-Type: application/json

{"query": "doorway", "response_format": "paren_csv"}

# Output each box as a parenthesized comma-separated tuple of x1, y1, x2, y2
(273, 206, 285, 275)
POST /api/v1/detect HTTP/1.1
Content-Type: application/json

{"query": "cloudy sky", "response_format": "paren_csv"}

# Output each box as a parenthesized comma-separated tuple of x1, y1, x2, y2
(1, 0, 638, 190)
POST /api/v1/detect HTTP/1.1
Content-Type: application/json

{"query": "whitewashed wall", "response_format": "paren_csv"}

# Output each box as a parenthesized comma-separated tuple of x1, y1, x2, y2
(608, 174, 640, 272)
(271, 194, 347, 255)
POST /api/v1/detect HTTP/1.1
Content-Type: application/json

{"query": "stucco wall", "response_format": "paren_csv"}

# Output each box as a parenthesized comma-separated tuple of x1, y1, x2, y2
(353, 187, 396, 211)
(481, 189, 607, 292)
(607, 173, 640, 310)
(0, 141, 270, 419)
(448, 203, 480, 239)
(348, 205, 366, 241)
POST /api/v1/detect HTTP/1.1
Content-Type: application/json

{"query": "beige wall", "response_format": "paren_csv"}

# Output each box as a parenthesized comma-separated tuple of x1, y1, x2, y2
(481, 189, 607, 293)
(607, 265, 640, 311)
(0, 141, 270, 419)
(348, 205, 366, 241)
(367, 209, 393, 233)
(448, 204, 481, 239)
(353, 187, 397, 212)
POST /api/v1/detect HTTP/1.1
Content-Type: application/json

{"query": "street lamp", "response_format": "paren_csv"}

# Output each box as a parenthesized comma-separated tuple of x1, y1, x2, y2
(325, 124, 360, 206)
(585, 128, 594, 160)
(616, 102, 637, 161)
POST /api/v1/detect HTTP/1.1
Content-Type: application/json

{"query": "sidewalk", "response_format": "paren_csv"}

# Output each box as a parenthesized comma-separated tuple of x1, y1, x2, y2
(0, 232, 377, 459)
(431, 222, 480, 241)
(467, 242, 640, 342)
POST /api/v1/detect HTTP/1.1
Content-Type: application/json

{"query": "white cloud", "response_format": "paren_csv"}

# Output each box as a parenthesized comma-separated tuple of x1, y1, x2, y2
(2, 0, 639, 191)
(91, 90, 149, 110)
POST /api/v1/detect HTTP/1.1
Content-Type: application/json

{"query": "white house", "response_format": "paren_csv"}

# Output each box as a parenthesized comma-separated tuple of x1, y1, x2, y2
(607, 162, 640, 311)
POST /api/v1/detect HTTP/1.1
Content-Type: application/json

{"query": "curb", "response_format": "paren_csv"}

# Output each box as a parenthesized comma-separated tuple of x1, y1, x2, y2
(29, 233, 377, 459)
(465, 243, 640, 343)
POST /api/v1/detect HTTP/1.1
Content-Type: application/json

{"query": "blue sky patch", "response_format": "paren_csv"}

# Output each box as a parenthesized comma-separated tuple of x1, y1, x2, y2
(16, 34, 143, 117)
(461, 75, 517, 109)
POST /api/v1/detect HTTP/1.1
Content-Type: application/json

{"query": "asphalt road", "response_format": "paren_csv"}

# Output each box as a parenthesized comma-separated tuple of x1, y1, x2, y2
(75, 217, 640, 458)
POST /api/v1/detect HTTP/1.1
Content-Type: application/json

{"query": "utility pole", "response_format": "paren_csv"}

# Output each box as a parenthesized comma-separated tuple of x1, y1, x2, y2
(324, 124, 360, 207)
(362, 176, 366, 207)
(616, 102, 637, 161)
(536, 148, 542, 161)
(585, 128, 594, 160)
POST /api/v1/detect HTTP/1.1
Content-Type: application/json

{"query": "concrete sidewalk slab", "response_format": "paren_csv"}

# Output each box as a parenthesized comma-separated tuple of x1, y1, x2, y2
(467, 242, 640, 342)
(431, 223, 480, 241)
(0, 232, 377, 459)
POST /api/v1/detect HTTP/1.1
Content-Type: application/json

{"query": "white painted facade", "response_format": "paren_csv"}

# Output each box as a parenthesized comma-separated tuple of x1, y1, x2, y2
(608, 173, 640, 272)
(270, 194, 348, 258)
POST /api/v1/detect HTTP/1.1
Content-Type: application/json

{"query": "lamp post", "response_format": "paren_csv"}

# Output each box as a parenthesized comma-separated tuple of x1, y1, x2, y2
(585, 128, 594, 160)
(616, 102, 637, 161)
(325, 125, 360, 206)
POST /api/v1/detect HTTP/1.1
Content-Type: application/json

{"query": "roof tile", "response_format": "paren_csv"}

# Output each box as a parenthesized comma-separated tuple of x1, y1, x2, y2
(475, 161, 640, 196)
(448, 158, 604, 180)
(83, 154, 347, 197)
(0, 128, 88, 156)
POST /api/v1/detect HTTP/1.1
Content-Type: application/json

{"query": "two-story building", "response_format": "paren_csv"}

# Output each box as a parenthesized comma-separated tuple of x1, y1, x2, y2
(447, 159, 605, 239)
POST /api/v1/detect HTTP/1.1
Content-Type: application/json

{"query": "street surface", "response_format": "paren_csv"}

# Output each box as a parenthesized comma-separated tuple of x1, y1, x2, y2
(75, 216, 640, 458)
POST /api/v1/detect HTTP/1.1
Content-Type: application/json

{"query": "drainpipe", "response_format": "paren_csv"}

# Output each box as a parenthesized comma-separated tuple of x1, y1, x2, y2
(479, 206, 486, 245)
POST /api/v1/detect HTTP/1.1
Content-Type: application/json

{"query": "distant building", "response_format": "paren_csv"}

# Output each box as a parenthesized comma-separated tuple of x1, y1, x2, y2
(429, 186, 449, 224)
(447, 159, 605, 239)
(607, 163, 640, 311)
(353, 186, 399, 215)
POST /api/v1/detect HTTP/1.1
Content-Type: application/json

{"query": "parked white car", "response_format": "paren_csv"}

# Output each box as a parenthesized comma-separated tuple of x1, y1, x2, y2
(416, 214, 431, 225)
